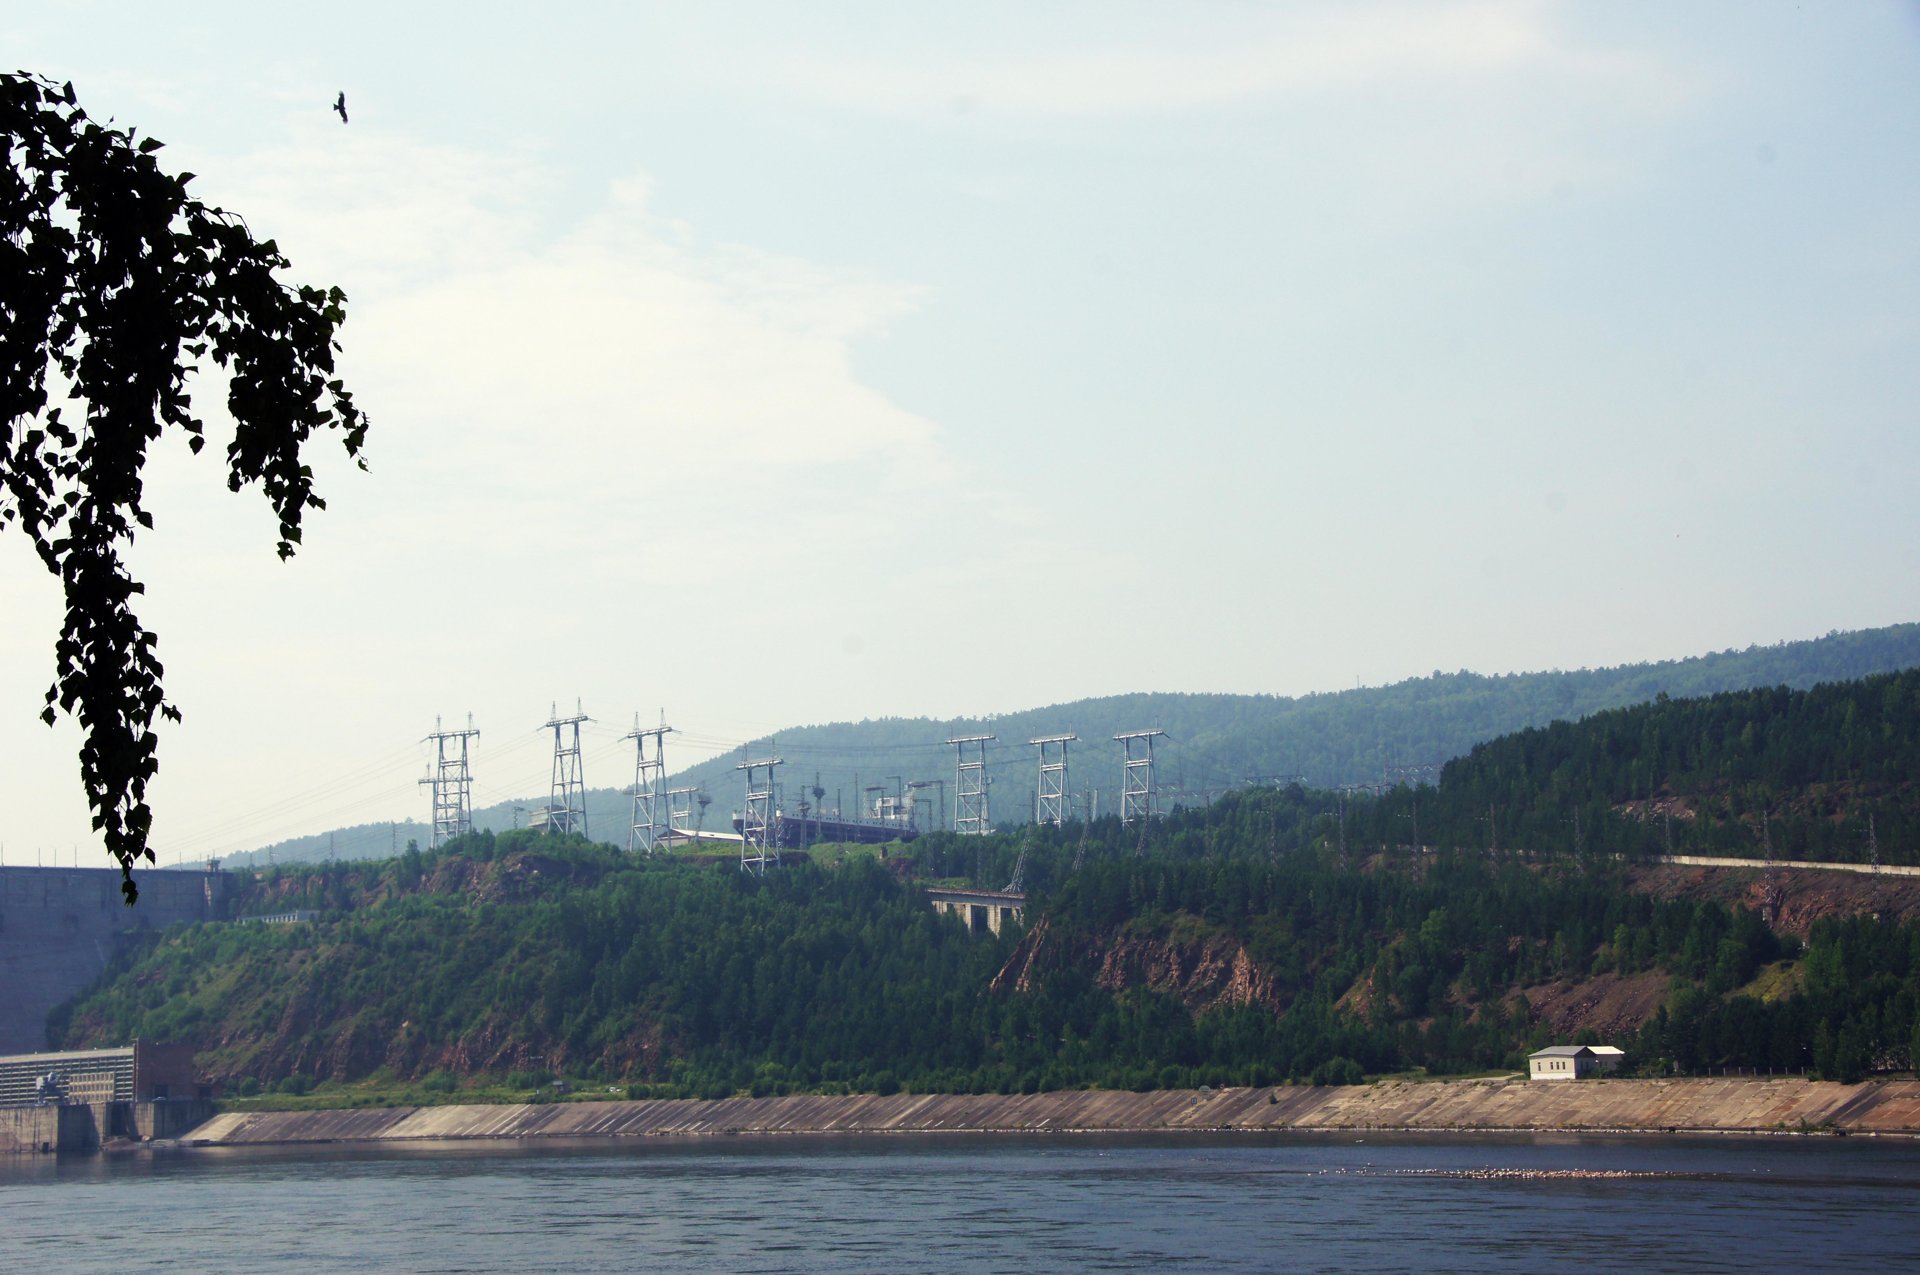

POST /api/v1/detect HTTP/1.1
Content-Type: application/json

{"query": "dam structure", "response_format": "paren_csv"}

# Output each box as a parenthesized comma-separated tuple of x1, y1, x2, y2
(0, 865, 231, 1054)
(0, 1040, 214, 1154)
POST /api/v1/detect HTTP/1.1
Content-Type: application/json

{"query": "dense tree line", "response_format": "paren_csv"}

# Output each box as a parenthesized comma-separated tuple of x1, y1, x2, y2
(1630, 913, 1920, 1083)
(1395, 670, 1920, 864)
(661, 624, 1920, 823)
(51, 816, 1920, 1096)
(57, 835, 1021, 1097)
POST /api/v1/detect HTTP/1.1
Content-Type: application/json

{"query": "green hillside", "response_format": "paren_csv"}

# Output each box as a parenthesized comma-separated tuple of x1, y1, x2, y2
(54, 669, 1920, 1099)
(70, 663, 1920, 1111)
(1352, 668, 1920, 864)
(55, 821, 1915, 1100)
(227, 623, 1920, 868)
(660, 625, 1920, 827)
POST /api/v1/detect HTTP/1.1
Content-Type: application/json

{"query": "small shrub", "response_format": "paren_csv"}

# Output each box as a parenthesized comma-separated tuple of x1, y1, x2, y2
(1309, 1057, 1365, 1087)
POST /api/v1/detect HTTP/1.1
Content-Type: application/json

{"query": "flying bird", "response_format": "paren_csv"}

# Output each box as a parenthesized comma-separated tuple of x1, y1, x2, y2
(333, 92, 348, 124)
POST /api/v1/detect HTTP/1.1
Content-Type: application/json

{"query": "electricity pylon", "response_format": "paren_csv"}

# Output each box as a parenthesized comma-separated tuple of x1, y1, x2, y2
(420, 714, 479, 848)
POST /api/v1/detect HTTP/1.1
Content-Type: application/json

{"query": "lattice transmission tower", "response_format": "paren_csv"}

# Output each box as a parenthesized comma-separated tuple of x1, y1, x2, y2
(1030, 734, 1075, 827)
(1116, 730, 1165, 827)
(542, 701, 591, 837)
(420, 714, 480, 848)
(667, 786, 705, 837)
(624, 711, 674, 853)
(738, 754, 783, 873)
(949, 735, 995, 835)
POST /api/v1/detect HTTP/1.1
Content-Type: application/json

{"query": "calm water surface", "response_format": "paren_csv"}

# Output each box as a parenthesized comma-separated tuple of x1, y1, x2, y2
(4, 1132, 1917, 1273)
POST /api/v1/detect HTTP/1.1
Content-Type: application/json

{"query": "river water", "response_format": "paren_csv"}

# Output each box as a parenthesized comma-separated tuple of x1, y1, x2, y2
(4, 1132, 1916, 1272)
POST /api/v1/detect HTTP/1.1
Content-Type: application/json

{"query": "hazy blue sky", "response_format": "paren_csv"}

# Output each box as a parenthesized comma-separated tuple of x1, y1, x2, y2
(5, 2, 1918, 862)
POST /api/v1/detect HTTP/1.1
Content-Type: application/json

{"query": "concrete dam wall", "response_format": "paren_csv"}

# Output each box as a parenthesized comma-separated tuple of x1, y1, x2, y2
(0, 866, 228, 1054)
(0, 1099, 217, 1155)
(186, 1076, 1920, 1148)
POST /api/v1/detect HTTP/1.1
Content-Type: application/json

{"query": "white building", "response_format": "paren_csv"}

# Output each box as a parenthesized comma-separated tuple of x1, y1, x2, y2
(1528, 1044, 1625, 1080)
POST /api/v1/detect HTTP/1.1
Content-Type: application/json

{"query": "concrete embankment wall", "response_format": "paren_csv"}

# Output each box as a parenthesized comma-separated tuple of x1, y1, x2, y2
(185, 1077, 1920, 1148)
(134, 1099, 219, 1141)
(0, 1099, 217, 1154)
(0, 866, 229, 1054)
(0, 1104, 94, 1154)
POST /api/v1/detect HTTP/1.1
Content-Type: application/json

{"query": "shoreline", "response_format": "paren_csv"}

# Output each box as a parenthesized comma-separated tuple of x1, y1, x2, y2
(174, 1075, 1920, 1151)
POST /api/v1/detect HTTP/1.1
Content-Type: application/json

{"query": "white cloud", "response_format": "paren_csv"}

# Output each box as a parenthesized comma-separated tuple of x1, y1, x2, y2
(732, 0, 1711, 233)
(94, 114, 1122, 744)
(762, 1, 1696, 120)
(167, 126, 968, 584)
(0, 114, 1105, 859)
(272, 143, 935, 473)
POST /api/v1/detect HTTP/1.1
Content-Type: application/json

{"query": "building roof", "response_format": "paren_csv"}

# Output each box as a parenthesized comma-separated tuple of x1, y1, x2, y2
(0, 1045, 135, 1068)
(1529, 1045, 1595, 1059)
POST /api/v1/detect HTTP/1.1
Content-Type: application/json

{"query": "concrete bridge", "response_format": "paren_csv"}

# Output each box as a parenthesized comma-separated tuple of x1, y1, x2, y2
(926, 887, 1024, 936)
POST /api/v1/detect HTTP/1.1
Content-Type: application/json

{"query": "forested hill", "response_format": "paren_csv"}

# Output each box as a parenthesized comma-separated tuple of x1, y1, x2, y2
(57, 805, 1920, 1099)
(233, 622, 1920, 866)
(656, 623, 1920, 822)
(60, 667, 1920, 1098)
(1362, 667, 1920, 864)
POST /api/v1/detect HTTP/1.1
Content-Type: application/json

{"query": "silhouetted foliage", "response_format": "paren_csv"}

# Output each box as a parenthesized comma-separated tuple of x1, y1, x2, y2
(1, 71, 366, 900)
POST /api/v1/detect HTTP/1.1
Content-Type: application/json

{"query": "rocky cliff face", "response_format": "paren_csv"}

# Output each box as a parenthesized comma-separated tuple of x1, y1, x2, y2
(1630, 862, 1920, 938)
(234, 850, 608, 914)
(1519, 971, 1671, 1041)
(994, 913, 1289, 1017)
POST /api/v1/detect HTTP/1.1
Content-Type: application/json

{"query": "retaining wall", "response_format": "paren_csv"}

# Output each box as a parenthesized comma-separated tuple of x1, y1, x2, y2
(0, 1098, 219, 1155)
(0, 866, 228, 1053)
(182, 1076, 1920, 1149)
(0, 1104, 97, 1155)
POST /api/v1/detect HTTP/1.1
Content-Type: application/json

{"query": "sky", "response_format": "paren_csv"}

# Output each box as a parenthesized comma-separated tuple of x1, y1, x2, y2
(4, 1, 1919, 865)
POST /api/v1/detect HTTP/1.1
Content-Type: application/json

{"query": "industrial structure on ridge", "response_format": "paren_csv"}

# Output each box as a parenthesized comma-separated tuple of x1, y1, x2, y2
(420, 705, 1175, 875)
